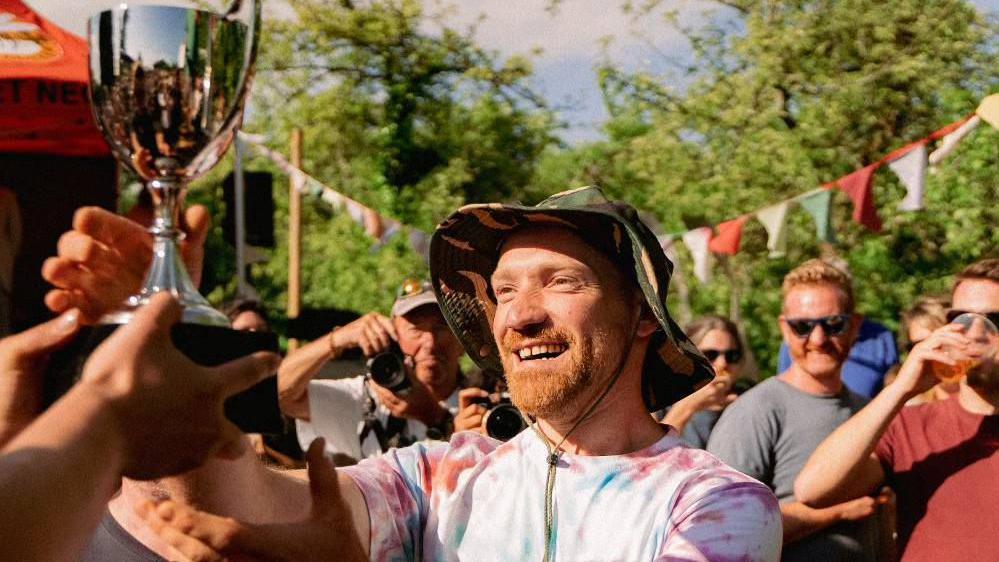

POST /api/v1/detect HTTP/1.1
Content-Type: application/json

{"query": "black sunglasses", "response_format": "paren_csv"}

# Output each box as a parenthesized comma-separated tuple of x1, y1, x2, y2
(702, 349, 743, 363)
(946, 309, 999, 329)
(785, 314, 851, 338)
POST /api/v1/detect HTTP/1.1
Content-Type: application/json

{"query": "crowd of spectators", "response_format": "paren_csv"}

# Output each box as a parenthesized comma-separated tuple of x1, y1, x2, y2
(0, 190, 996, 561)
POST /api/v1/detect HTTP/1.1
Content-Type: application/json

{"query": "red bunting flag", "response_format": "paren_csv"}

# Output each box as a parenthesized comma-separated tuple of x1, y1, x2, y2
(709, 216, 750, 255)
(833, 163, 883, 232)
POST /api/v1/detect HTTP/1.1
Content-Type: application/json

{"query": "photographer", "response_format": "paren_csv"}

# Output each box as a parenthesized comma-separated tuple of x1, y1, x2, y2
(454, 377, 527, 441)
(278, 279, 466, 461)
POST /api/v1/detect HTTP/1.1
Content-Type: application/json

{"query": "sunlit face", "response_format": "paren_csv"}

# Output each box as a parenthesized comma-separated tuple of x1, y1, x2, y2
(952, 279, 999, 389)
(490, 227, 641, 420)
(394, 305, 464, 400)
(780, 284, 859, 381)
(698, 329, 743, 378)
(231, 310, 268, 332)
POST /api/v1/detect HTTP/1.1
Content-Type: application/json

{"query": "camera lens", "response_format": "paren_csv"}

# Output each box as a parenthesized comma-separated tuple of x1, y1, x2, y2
(484, 403, 527, 441)
(367, 352, 410, 395)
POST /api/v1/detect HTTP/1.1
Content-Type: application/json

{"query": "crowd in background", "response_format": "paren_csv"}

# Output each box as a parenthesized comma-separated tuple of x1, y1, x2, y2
(0, 197, 996, 561)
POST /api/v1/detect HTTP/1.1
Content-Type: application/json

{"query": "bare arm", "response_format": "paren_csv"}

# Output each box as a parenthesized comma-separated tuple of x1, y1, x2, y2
(279, 313, 397, 420)
(0, 294, 278, 562)
(0, 310, 80, 448)
(143, 440, 371, 562)
(662, 375, 735, 434)
(0, 389, 125, 562)
(781, 497, 876, 545)
(278, 333, 339, 420)
(795, 326, 967, 506)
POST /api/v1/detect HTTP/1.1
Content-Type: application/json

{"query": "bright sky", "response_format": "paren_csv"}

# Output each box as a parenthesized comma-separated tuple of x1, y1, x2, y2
(24, 0, 999, 144)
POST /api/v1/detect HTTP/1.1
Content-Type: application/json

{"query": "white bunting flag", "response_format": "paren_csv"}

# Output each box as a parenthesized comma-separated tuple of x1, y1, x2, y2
(976, 93, 999, 129)
(755, 202, 791, 258)
(888, 143, 928, 211)
(929, 115, 981, 165)
(682, 227, 714, 283)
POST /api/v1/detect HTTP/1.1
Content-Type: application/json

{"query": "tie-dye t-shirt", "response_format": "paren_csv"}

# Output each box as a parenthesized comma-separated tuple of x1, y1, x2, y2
(342, 428, 781, 561)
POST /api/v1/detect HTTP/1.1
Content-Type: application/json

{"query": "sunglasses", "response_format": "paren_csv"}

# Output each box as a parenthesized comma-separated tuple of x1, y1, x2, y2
(785, 314, 852, 339)
(946, 310, 999, 330)
(702, 349, 743, 363)
(397, 278, 433, 299)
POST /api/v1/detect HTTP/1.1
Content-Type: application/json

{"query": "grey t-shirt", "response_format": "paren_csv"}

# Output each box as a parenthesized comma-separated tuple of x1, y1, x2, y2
(707, 376, 873, 562)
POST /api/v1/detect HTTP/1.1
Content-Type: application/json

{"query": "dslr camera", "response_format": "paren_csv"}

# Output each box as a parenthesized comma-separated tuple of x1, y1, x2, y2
(366, 341, 412, 396)
(473, 393, 527, 441)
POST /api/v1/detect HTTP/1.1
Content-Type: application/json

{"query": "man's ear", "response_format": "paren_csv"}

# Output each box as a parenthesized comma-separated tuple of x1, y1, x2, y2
(636, 303, 659, 338)
(778, 315, 792, 343)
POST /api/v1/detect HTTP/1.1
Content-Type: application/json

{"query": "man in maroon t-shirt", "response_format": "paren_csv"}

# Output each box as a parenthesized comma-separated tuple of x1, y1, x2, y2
(794, 258, 999, 562)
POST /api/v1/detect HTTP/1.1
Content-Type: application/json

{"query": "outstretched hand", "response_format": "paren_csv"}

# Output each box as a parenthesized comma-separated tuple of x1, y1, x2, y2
(79, 292, 279, 479)
(42, 206, 210, 324)
(140, 438, 368, 562)
(0, 309, 80, 447)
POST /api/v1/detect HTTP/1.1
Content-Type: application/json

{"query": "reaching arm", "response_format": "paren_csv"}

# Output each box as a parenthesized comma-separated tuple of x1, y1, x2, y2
(0, 310, 81, 448)
(662, 374, 736, 434)
(781, 497, 877, 545)
(0, 387, 125, 562)
(279, 313, 398, 420)
(0, 294, 279, 562)
(278, 333, 340, 420)
(142, 439, 370, 562)
(795, 325, 968, 506)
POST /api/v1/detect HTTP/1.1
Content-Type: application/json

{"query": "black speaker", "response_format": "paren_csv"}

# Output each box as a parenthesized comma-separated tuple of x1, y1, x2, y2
(223, 171, 275, 248)
(286, 307, 363, 341)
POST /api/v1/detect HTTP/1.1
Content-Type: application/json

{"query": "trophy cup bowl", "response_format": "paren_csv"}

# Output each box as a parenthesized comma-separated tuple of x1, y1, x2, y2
(88, 2, 258, 326)
(44, 2, 283, 434)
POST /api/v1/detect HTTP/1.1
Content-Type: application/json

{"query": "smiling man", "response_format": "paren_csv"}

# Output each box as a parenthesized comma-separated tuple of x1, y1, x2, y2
(796, 259, 999, 562)
(707, 259, 880, 561)
(131, 187, 781, 561)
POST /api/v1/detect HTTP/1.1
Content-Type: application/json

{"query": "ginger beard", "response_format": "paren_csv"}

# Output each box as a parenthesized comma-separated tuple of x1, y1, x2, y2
(500, 324, 628, 420)
(489, 225, 643, 422)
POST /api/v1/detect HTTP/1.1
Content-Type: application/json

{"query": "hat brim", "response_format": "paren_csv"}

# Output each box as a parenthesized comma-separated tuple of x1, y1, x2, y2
(430, 201, 714, 411)
(391, 292, 439, 318)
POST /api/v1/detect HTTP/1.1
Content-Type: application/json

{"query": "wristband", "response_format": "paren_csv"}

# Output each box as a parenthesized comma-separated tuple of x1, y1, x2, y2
(327, 327, 342, 360)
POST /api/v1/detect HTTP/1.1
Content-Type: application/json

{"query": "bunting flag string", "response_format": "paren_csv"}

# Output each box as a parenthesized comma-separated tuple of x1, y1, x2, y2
(709, 216, 750, 255)
(833, 163, 882, 232)
(237, 132, 431, 259)
(977, 95, 999, 129)
(756, 202, 791, 258)
(796, 189, 836, 244)
(663, 93, 997, 283)
(928, 115, 981, 165)
(682, 227, 714, 284)
(887, 143, 927, 211)
(238, 92, 998, 283)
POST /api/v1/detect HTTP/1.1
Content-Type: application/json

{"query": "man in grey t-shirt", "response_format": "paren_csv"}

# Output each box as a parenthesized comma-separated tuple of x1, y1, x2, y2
(708, 260, 883, 562)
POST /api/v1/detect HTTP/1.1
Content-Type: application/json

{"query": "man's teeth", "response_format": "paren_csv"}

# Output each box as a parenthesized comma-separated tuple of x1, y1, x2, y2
(517, 344, 568, 360)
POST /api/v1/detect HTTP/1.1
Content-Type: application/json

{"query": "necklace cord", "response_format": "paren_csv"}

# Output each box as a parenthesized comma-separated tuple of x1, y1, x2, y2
(530, 315, 642, 562)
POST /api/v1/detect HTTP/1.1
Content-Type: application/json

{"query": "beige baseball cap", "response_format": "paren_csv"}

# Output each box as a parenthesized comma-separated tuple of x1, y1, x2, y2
(390, 278, 439, 318)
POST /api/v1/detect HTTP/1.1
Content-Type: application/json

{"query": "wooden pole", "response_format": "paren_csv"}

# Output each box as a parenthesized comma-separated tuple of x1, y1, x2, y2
(287, 128, 303, 351)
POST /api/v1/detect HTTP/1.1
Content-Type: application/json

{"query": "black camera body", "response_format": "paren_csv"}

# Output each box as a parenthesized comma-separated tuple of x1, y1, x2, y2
(366, 340, 412, 396)
(473, 393, 527, 441)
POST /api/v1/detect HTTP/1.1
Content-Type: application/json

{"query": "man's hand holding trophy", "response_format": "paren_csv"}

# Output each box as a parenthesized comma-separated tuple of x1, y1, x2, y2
(43, 0, 283, 434)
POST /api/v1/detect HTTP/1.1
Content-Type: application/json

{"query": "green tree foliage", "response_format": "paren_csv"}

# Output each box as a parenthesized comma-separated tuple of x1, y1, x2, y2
(530, 0, 998, 374)
(193, 0, 556, 320)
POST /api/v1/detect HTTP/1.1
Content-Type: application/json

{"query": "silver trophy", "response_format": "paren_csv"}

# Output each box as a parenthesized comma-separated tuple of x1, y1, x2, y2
(88, 1, 260, 326)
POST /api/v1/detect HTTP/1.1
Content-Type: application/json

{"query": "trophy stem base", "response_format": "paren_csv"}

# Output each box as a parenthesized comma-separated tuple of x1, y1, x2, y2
(101, 298, 230, 326)
(102, 186, 230, 327)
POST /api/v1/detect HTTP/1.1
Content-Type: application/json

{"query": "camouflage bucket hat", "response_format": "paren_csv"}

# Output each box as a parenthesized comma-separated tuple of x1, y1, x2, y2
(429, 186, 714, 412)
